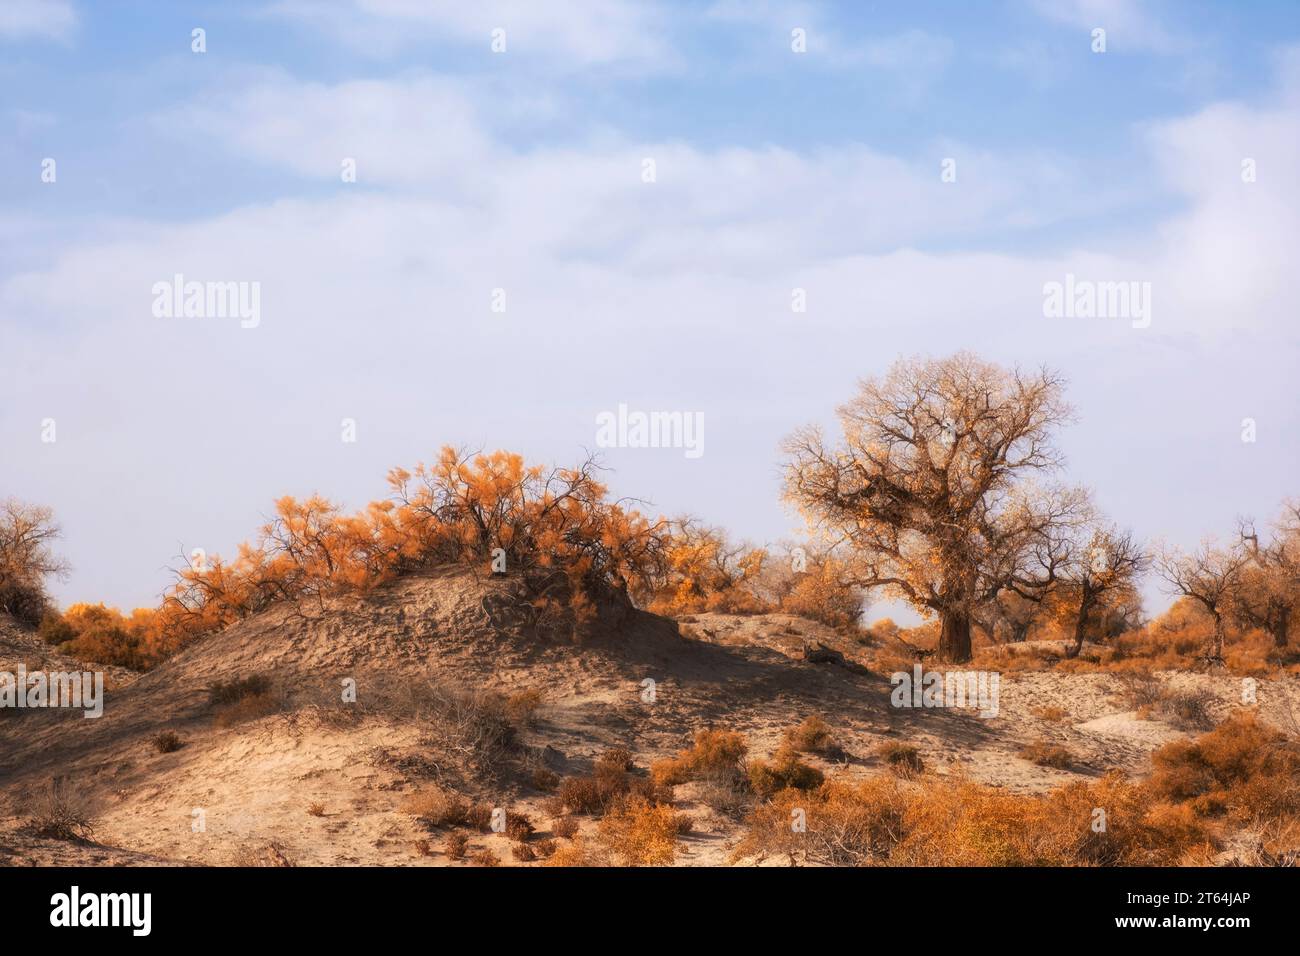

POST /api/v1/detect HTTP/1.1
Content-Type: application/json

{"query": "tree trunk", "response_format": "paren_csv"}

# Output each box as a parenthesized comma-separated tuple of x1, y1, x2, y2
(1066, 591, 1094, 659)
(1272, 606, 1290, 648)
(938, 609, 972, 663)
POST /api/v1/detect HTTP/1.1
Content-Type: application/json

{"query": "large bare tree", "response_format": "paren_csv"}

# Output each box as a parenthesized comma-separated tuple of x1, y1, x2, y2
(0, 497, 70, 625)
(1060, 525, 1148, 658)
(782, 353, 1085, 662)
(1232, 501, 1300, 648)
(1155, 540, 1248, 663)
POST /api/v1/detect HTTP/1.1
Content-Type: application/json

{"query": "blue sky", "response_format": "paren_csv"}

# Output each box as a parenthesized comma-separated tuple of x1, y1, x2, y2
(2, 0, 1298, 620)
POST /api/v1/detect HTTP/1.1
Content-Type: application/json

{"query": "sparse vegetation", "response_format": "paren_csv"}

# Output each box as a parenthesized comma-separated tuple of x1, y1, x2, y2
(151, 730, 184, 754)
(877, 742, 924, 778)
(1020, 740, 1075, 769)
(25, 780, 95, 842)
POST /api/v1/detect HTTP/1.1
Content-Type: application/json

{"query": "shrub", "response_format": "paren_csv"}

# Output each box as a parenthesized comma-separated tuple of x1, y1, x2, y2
(444, 832, 469, 861)
(1164, 689, 1217, 731)
(747, 747, 825, 799)
(877, 742, 924, 778)
(469, 848, 499, 867)
(306, 802, 326, 817)
(233, 841, 295, 867)
(530, 767, 560, 792)
(414, 838, 433, 857)
(1148, 712, 1300, 820)
(557, 748, 657, 815)
(552, 816, 579, 839)
(505, 688, 545, 725)
(208, 674, 273, 707)
(596, 795, 681, 866)
(650, 729, 748, 787)
(401, 787, 470, 827)
(511, 843, 537, 862)
(544, 837, 602, 867)
(1020, 740, 1074, 769)
(25, 780, 95, 842)
(505, 811, 535, 843)
(38, 611, 76, 646)
(783, 716, 837, 755)
(151, 730, 184, 754)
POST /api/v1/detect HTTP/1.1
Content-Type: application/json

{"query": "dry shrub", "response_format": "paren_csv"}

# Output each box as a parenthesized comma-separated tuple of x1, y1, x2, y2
(596, 795, 681, 866)
(747, 747, 824, 799)
(783, 716, 838, 755)
(511, 843, 537, 862)
(504, 688, 545, 725)
(1020, 740, 1074, 769)
(533, 838, 558, 858)
(1148, 712, 1300, 820)
(208, 673, 272, 707)
(557, 748, 658, 815)
(406, 681, 519, 772)
(1164, 689, 1217, 731)
(544, 837, 604, 867)
(650, 729, 748, 787)
(530, 767, 560, 792)
(444, 832, 469, 861)
(401, 787, 471, 828)
(306, 802, 326, 817)
(552, 816, 579, 839)
(469, 848, 499, 867)
(414, 839, 433, 857)
(151, 730, 184, 754)
(25, 780, 95, 842)
(735, 774, 1209, 867)
(234, 841, 295, 867)
(1032, 705, 1069, 722)
(505, 811, 535, 843)
(466, 801, 494, 832)
(877, 742, 924, 778)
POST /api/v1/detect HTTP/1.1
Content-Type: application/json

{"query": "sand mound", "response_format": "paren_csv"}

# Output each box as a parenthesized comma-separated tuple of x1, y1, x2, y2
(3, 569, 1298, 866)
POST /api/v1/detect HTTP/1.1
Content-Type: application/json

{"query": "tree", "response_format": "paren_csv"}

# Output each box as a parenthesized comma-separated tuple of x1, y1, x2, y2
(1155, 540, 1249, 663)
(0, 498, 70, 626)
(782, 353, 1084, 662)
(1232, 502, 1300, 648)
(1060, 525, 1147, 658)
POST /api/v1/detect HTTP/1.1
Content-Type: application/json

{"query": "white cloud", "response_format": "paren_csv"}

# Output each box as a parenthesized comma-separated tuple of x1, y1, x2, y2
(0, 0, 76, 41)
(1029, 0, 1189, 54)
(267, 0, 669, 67)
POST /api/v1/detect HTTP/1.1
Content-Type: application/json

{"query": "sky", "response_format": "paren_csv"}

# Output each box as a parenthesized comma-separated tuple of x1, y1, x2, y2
(1, 0, 1298, 623)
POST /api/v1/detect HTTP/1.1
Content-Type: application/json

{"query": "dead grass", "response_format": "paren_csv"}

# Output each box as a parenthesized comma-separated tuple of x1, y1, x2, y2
(233, 841, 295, 867)
(151, 730, 184, 753)
(306, 801, 326, 817)
(650, 729, 748, 788)
(747, 746, 825, 799)
(877, 742, 924, 778)
(783, 715, 839, 755)
(444, 832, 469, 861)
(1020, 740, 1075, 769)
(25, 779, 95, 842)
(596, 795, 683, 866)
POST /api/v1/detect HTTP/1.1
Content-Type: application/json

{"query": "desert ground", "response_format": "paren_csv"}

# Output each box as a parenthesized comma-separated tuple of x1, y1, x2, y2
(3, 566, 1296, 867)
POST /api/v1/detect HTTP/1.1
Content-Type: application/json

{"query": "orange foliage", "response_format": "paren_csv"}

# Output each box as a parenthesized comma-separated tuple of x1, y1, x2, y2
(154, 447, 674, 651)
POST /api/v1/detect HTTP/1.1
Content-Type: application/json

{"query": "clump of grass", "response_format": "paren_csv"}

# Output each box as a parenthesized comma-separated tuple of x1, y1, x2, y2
(469, 848, 499, 867)
(209, 675, 281, 728)
(511, 843, 537, 862)
(746, 747, 825, 799)
(414, 838, 433, 857)
(557, 748, 659, 815)
(306, 801, 326, 817)
(1164, 689, 1217, 731)
(25, 780, 95, 842)
(504, 688, 545, 725)
(552, 815, 579, 839)
(544, 837, 603, 867)
(877, 741, 924, 778)
(530, 767, 560, 792)
(233, 841, 295, 867)
(783, 716, 839, 755)
(504, 811, 535, 843)
(1020, 740, 1074, 769)
(401, 787, 471, 827)
(208, 674, 272, 707)
(596, 795, 683, 866)
(151, 730, 184, 754)
(650, 729, 748, 788)
(1032, 705, 1069, 722)
(444, 832, 469, 861)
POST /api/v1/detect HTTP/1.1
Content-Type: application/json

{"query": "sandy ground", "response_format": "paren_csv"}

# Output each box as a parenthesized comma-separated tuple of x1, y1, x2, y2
(2, 569, 1298, 866)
